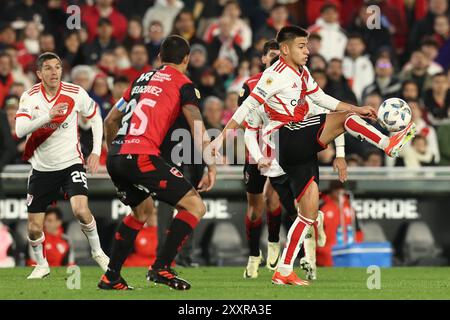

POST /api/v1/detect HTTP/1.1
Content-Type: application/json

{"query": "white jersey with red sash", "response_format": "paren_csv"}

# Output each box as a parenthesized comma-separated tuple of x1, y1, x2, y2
(17, 82, 97, 171)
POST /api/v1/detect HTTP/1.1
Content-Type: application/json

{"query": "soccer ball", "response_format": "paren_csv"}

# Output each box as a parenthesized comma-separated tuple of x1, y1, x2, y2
(377, 98, 412, 132)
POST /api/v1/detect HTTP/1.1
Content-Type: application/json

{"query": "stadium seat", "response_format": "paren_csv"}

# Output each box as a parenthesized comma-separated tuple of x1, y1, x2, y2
(66, 221, 94, 266)
(208, 221, 247, 266)
(360, 221, 388, 242)
(402, 222, 447, 266)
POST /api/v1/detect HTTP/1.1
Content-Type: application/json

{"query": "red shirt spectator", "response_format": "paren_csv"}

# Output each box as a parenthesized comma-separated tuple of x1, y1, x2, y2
(119, 44, 152, 83)
(27, 207, 74, 267)
(81, 1, 127, 43)
(316, 183, 363, 267)
(0, 53, 14, 108)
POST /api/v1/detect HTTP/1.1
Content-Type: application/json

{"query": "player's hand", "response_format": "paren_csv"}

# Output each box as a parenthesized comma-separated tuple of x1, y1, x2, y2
(333, 157, 348, 182)
(87, 153, 100, 175)
(197, 165, 216, 192)
(354, 106, 377, 121)
(257, 157, 272, 170)
(204, 135, 223, 165)
(49, 102, 68, 119)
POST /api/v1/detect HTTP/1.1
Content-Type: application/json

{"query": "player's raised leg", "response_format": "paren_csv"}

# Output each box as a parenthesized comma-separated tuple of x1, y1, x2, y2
(70, 195, 109, 271)
(264, 180, 282, 271)
(147, 189, 206, 290)
(318, 111, 416, 158)
(27, 212, 50, 279)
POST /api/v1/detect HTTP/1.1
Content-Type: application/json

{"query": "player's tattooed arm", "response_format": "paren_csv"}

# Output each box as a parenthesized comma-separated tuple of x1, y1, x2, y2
(104, 107, 124, 149)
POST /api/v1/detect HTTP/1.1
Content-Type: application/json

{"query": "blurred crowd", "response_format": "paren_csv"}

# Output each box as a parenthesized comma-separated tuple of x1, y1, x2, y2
(0, 0, 449, 170)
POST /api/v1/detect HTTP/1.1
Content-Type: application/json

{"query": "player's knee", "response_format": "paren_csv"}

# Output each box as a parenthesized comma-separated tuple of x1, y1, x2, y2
(192, 198, 206, 218)
(28, 222, 43, 239)
(72, 205, 91, 221)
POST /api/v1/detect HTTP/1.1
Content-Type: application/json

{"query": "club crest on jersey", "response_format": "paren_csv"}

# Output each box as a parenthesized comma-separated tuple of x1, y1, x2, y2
(266, 77, 274, 85)
(26, 194, 33, 206)
(170, 167, 183, 178)
(239, 88, 245, 97)
(195, 88, 201, 99)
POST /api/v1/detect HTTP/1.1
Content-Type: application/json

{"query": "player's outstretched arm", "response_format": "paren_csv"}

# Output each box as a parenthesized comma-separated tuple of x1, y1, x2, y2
(104, 107, 124, 149)
(15, 102, 68, 138)
(182, 104, 216, 192)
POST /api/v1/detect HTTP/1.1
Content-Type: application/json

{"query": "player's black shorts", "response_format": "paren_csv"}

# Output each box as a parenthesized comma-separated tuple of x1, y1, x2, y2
(243, 163, 266, 194)
(107, 154, 193, 208)
(27, 163, 88, 213)
(275, 158, 320, 203)
(269, 174, 297, 217)
(278, 113, 327, 167)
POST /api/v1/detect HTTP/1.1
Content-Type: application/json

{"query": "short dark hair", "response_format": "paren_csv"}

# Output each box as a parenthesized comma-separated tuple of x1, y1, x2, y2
(432, 72, 447, 79)
(45, 206, 63, 220)
(263, 39, 279, 55)
(36, 52, 62, 70)
(114, 75, 130, 85)
(276, 26, 309, 43)
(160, 35, 190, 64)
(320, 2, 338, 13)
(348, 33, 364, 42)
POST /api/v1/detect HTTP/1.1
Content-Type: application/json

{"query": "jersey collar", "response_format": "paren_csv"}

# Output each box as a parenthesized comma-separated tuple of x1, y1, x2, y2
(40, 81, 62, 103)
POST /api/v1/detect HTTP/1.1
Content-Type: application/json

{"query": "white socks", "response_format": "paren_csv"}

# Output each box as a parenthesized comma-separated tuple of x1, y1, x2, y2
(28, 233, 48, 266)
(278, 214, 315, 276)
(79, 217, 102, 254)
(303, 226, 316, 266)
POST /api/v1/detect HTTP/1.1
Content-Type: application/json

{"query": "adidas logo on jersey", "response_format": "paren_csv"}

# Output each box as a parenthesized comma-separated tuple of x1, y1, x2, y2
(292, 83, 298, 89)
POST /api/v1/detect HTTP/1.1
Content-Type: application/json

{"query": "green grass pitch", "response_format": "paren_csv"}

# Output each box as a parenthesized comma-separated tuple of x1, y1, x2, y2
(1, 267, 449, 300)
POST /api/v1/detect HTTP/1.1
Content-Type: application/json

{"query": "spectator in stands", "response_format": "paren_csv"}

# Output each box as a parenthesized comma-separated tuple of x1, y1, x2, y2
(401, 50, 433, 98)
(71, 65, 95, 92)
(307, 33, 322, 56)
(9, 82, 25, 98)
(3, 46, 32, 89)
(0, 52, 14, 108)
(432, 15, 450, 48)
(316, 181, 363, 267)
(400, 135, 439, 167)
(111, 76, 130, 106)
(23, 21, 40, 55)
(308, 3, 347, 62)
(203, 1, 252, 52)
(207, 15, 244, 67)
(424, 72, 450, 126)
(0, 221, 15, 268)
(414, 38, 445, 76)
(27, 207, 74, 267)
(4, 95, 26, 165)
(81, 0, 128, 43)
(256, 3, 290, 42)
(122, 16, 144, 52)
(90, 73, 112, 119)
(0, 106, 15, 193)
(119, 43, 152, 83)
(1, 0, 47, 28)
(346, 153, 364, 167)
(145, 20, 164, 66)
(408, 0, 449, 51)
(188, 43, 208, 86)
(38, 32, 55, 54)
(362, 56, 402, 101)
(343, 33, 375, 103)
(326, 58, 357, 104)
(96, 50, 118, 78)
(85, 18, 117, 65)
(400, 80, 420, 101)
(247, 0, 276, 32)
(142, 0, 184, 39)
(124, 213, 158, 267)
(198, 68, 226, 100)
(114, 45, 131, 71)
(60, 30, 87, 69)
(203, 96, 224, 131)
(347, 2, 393, 60)
(364, 150, 384, 167)
(308, 53, 327, 71)
(171, 10, 204, 46)
(222, 91, 240, 125)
